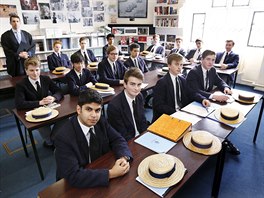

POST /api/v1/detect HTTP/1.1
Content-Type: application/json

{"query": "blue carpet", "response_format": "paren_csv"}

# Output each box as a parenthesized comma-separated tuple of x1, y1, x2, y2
(0, 84, 263, 198)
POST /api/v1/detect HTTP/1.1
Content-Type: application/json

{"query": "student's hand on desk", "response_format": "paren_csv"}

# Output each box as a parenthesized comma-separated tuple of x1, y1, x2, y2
(39, 96, 55, 105)
(224, 87, 232, 95)
(202, 99, 211, 107)
(119, 80, 124, 84)
(220, 64, 228, 70)
(109, 158, 130, 179)
(85, 82, 93, 88)
(212, 94, 229, 102)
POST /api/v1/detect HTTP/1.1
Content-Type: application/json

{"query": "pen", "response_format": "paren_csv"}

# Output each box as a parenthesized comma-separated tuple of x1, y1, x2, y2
(205, 106, 209, 113)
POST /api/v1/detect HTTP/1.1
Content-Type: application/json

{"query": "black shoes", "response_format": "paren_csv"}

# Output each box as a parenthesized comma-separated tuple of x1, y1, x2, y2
(43, 141, 55, 151)
(226, 140, 240, 155)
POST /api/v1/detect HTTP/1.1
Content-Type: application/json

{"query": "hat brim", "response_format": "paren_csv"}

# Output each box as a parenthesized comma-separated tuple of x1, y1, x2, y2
(214, 108, 244, 125)
(183, 131, 222, 155)
(232, 93, 258, 104)
(90, 85, 114, 92)
(52, 68, 70, 75)
(26, 109, 59, 122)
(138, 154, 186, 188)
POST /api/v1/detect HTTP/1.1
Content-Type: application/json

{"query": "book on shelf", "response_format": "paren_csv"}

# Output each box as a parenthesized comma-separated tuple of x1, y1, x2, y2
(147, 114, 192, 142)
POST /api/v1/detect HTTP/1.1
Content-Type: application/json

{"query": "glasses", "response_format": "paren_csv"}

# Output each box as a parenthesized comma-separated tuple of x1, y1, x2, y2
(109, 53, 118, 55)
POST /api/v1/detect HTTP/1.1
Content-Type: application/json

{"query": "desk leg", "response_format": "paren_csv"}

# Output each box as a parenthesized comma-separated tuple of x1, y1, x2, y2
(14, 115, 29, 157)
(253, 97, 264, 143)
(211, 141, 228, 198)
(28, 129, 44, 180)
(233, 71, 238, 89)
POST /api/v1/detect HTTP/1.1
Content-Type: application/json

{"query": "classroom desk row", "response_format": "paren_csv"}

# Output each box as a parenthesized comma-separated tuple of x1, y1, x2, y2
(37, 93, 263, 198)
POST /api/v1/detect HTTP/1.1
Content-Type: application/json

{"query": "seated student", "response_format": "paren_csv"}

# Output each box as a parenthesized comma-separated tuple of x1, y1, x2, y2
(107, 68, 149, 141)
(186, 50, 240, 155)
(54, 89, 132, 188)
(98, 45, 127, 86)
(145, 34, 165, 56)
(102, 33, 123, 59)
(124, 43, 148, 73)
(15, 56, 63, 148)
(47, 40, 71, 71)
(169, 37, 187, 57)
(66, 53, 97, 96)
(75, 37, 98, 67)
(152, 53, 209, 122)
(215, 40, 239, 85)
(185, 38, 203, 63)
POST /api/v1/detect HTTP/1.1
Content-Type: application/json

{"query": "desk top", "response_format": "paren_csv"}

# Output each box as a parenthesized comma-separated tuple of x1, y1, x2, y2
(38, 118, 228, 198)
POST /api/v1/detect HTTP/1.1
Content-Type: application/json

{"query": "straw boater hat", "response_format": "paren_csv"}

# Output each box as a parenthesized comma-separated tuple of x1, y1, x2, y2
(183, 130, 222, 155)
(90, 83, 114, 92)
(232, 92, 258, 104)
(52, 67, 67, 74)
(26, 107, 59, 122)
(214, 107, 244, 125)
(138, 153, 186, 188)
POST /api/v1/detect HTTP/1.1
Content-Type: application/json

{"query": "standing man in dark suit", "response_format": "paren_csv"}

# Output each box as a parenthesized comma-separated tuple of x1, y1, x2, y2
(75, 37, 98, 67)
(169, 37, 187, 57)
(54, 89, 132, 188)
(47, 40, 71, 71)
(124, 43, 148, 73)
(1, 14, 35, 77)
(145, 34, 165, 56)
(98, 45, 127, 86)
(102, 33, 123, 59)
(215, 40, 239, 85)
(152, 53, 209, 122)
(66, 53, 97, 96)
(186, 50, 239, 155)
(107, 68, 148, 141)
(15, 56, 63, 148)
(185, 38, 203, 63)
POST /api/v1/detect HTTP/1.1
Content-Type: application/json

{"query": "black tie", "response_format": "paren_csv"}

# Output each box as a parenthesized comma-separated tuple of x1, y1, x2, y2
(132, 100, 140, 132)
(205, 70, 209, 91)
(113, 62, 118, 78)
(83, 52, 89, 66)
(175, 77, 182, 108)
(89, 128, 100, 162)
(223, 52, 228, 63)
(79, 73, 82, 84)
(134, 59, 138, 67)
(35, 81, 42, 98)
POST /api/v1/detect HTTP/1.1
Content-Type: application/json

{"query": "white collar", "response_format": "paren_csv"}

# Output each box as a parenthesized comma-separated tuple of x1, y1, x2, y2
(124, 90, 135, 104)
(77, 117, 94, 137)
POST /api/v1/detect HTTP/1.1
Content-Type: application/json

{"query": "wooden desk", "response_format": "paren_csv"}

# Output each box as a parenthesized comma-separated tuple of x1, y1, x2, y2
(12, 69, 160, 180)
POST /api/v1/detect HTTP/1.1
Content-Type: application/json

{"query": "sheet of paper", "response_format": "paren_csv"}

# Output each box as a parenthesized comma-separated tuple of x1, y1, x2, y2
(171, 111, 202, 125)
(181, 101, 215, 118)
(136, 177, 169, 198)
(134, 132, 176, 153)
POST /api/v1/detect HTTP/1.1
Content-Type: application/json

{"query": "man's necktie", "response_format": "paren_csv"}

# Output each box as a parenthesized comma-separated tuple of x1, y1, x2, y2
(223, 52, 228, 63)
(14, 31, 21, 43)
(205, 70, 209, 91)
(175, 77, 182, 108)
(83, 52, 89, 66)
(35, 81, 42, 98)
(134, 59, 138, 68)
(113, 62, 117, 77)
(89, 128, 100, 162)
(79, 73, 82, 84)
(132, 100, 140, 132)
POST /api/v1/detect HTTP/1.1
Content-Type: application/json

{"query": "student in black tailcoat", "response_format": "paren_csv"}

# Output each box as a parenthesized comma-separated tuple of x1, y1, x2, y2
(66, 53, 97, 96)
(15, 56, 63, 148)
(55, 89, 132, 188)
(169, 37, 187, 57)
(1, 14, 35, 76)
(145, 34, 165, 56)
(185, 38, 203, 63)
(107, 68, 148, 141)
(98, 45, 127, 86)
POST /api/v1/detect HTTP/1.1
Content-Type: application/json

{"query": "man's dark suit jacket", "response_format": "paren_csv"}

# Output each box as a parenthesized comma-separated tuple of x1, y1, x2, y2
(1, 29, 35, 76)
(66, 68, 97, 96)
(146, 45, 165, 56)
(15, 75, 63, 110)
(215, 51, 239, 69)
(54, 115, 132, 188)
(74, 49, 98, 63)
(47, 52, 71, 71)
(152, 73, 194, 122)
(123, 57, 148, 73)
(97, 58, 127, 86)
(169, 48, 187, 57)
(185, 49, 201, 61)
(102, 44, 123, 59)
(107, 91, 148, 141)
(186, 65, 229, 99)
